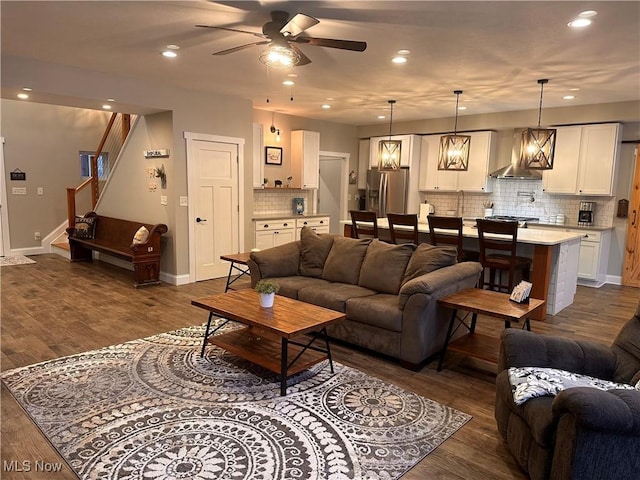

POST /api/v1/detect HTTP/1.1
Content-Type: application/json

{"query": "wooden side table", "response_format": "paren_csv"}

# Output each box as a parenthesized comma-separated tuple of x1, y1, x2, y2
(220, 253, 251, 292)
(437, 288, 545, 371)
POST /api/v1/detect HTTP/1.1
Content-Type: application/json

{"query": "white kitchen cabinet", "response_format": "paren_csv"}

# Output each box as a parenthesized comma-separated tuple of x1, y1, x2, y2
(291, 130, 320, 189)
(419, 131, 496, 192)
(569, 229, 611, 285)
(252, 123, 265, 188)
(357, 138, 370, 190)
(368, 135, 421, 169)
(295, 216, 330, 240)
(254, 219, 295, 250)
(542, 123, 622, 195)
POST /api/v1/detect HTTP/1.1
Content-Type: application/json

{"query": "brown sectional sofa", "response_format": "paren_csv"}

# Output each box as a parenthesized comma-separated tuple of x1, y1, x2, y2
(247, 227, 483, 369)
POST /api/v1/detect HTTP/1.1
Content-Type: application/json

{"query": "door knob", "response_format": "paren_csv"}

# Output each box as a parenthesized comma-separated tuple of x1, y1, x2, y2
(196, 217, 207, 223)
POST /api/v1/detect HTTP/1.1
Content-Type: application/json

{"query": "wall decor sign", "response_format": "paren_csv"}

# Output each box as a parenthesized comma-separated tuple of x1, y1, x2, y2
(265, 146, 283, 165)
(10, 169, 26, 181)
(143, 149, 170, 158)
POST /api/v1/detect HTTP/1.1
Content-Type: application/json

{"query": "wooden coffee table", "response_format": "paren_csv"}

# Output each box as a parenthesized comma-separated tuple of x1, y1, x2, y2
(436, 288, 545, 371)
(192, 289, 345, 395)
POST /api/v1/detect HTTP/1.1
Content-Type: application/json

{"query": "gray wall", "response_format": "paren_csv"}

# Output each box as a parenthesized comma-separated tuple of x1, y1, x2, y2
(1, 99, 111, 247)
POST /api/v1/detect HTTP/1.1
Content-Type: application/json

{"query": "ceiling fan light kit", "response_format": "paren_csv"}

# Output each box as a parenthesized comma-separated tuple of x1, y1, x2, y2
(438, 90, 470, 171)
(520, 79, 556, 170)
(198, 10, 366, 68)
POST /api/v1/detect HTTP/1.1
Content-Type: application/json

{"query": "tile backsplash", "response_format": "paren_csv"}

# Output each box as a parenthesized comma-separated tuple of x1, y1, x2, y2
(419, 180, 616, 227)
(254, 189, 314, 216)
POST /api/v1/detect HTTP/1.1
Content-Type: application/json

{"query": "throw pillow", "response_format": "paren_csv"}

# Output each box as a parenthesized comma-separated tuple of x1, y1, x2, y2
(359, 240, 415, 294)
(132, 226, 150, 245)
(322, 236, 371, 285)
(73, 216, 97, 239)
(508, 366, 638, 406)
(402, 243, 458, 284)
(298, 226, 335, 278)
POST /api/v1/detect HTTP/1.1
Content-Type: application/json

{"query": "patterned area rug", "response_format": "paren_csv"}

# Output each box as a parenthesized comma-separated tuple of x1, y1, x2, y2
(0, 255, 36, 266)
(2, 322, 471, 480)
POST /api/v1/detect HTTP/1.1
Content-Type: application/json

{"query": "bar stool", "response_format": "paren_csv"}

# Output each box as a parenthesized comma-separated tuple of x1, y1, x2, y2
(387, 213, 420, 244)
(349, 210, 378, 239)
(427, 215, 479, 263)
(476, 218, 532, 292)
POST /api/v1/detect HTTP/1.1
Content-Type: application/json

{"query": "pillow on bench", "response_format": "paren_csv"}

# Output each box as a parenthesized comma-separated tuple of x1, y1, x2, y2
(133, 226, 150, 245)
(73, 216, 97, 239)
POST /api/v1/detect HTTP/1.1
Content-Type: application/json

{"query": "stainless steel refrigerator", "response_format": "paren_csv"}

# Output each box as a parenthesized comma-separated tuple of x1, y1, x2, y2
(365, 167, 409, 216)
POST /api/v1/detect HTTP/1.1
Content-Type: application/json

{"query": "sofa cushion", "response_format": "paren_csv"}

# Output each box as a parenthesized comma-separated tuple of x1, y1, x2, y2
(403, 243, 458, 284)
(345, 294, 404, 332)
(298, 226, 335, 278)
(358, 240, 415, 295)
(297, 282, 376, 313)
(250, 241, 300, 279)
(322, 236, 371, 285)
(263, 276, 330, 301)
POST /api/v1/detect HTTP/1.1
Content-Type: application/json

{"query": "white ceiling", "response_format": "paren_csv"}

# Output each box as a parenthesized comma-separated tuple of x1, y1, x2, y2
(2, 1, 639, 125)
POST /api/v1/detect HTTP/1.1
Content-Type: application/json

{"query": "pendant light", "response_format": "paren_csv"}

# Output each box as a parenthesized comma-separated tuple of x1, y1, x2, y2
(438, 90, 470, 170)
(378, 100, 401, 170)
(520, 79, 556, 170)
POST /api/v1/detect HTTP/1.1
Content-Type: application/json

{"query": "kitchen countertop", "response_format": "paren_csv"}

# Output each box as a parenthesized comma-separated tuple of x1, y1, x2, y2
(252, 213, 330, 221)
(525, 222, 614, 232)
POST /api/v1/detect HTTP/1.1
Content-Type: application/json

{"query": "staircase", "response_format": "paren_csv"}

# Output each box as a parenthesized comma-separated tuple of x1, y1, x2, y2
(51, 112, 135, 257)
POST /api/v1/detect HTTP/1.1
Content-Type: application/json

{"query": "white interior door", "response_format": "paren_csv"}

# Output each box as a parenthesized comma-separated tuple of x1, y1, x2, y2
(185, 133, 240, 281)
(319, 152, 349, 234)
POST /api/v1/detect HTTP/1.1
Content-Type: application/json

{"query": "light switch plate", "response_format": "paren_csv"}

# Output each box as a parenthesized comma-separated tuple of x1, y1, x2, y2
(160, 195, 168, 206)
(37, 187, 44, 195)
(179, 196, 188, 206)
(12, 187, 27, 195)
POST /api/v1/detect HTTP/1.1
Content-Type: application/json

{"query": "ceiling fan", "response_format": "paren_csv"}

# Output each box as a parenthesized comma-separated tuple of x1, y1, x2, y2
(196, 11, 367, 68)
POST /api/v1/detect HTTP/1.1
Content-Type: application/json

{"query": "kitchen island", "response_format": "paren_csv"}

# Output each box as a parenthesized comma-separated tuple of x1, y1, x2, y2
(342, 218, 584, 320)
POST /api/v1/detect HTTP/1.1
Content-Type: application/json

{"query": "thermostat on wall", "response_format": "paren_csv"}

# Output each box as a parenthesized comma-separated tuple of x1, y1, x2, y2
(144, 149, 170, 158)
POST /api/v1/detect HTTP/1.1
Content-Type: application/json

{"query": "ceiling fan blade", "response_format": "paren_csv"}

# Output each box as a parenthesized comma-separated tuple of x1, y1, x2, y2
(289, 44, 312, 66)
(212, 41, 269, 56)
(196, 24, 266, 39)
(291, 36, 367, 52)
(280, 13, 319, 37)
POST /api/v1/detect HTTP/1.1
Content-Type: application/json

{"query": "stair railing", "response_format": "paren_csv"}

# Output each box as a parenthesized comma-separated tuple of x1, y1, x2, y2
(66, 113, 131, 227)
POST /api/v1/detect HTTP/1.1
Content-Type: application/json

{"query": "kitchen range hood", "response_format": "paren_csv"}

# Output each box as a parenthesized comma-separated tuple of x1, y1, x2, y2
(489, 129, 542, 180)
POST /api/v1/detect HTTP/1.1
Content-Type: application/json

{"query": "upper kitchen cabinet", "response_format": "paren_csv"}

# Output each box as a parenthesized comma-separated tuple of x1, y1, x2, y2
(542, 123, 622, 195)
(357, 138, 370, 190)
(291, 130, 320, 189)
(419, 131, 496, 192)
(368, 135, 421, 169)
(252, 123, 265, 188)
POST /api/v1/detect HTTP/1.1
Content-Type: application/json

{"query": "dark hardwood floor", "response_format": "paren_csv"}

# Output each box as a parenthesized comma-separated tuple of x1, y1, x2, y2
(2, 254, 638, 479)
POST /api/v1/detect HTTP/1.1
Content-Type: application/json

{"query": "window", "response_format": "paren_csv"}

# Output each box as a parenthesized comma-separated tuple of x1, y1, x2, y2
(79, 151, 109, 179)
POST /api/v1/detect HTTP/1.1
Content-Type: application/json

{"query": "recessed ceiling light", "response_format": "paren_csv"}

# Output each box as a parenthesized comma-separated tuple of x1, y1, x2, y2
(102, 104, 112, 110)
(282, 80, 294, 86)
(397, 49, 410, 55)
(579, 10, 597, 18)
(287, 73, 298, 78)
(569, 87, 580, 91)
(162, 50, 178, 58)
(22, 87, 32, 91)
(17, 93, 29, 100)
(458, 106, 467, 110)
(392, 56, 407, 64)
(563, 95, 575, 100)
(568, 18, 592, 28)
(166, 44, 180, 50)
(377, 115, 386, 120)
(321, 104, 331, 109)
(326, 97, 334, 101)
(107, 98, 115, 102)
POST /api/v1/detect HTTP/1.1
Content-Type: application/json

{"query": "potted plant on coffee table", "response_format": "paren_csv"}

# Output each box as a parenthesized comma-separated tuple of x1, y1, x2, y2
(255, 279, 280, 308)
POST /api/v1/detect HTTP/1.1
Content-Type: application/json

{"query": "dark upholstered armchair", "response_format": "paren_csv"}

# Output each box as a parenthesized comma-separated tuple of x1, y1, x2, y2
(495, 301, 640, 480)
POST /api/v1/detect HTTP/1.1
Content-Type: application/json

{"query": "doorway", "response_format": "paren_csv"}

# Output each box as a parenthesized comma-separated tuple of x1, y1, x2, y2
(319, 152, 349, 234)
(0, 137, 9, 257)
(185, 132, 245, 282)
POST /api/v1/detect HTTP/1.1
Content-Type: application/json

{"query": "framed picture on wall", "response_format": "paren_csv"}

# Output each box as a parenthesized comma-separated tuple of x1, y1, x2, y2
(265, 146, 283, 165)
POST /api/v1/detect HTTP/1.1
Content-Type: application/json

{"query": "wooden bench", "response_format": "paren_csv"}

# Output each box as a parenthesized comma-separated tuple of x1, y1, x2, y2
(66, 212, 168, 287)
